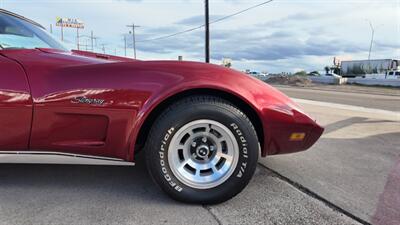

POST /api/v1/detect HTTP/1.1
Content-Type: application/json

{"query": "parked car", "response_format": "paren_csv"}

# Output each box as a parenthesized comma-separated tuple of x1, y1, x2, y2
(245, 70, 261, 76)
(0, 9, 324, 203)
(308, 71, 320, 76)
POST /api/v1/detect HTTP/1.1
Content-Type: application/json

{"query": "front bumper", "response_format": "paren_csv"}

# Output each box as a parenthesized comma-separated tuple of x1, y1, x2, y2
(261, 104, 324, 157)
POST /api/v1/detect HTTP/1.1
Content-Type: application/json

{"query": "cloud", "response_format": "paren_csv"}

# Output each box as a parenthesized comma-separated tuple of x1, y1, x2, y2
(135, 22, 369, 63)
(260, 12, 324, 29)
(175, 14, 225, 26)
(5, 0, 398, 72)
(374, 41, 400, 51)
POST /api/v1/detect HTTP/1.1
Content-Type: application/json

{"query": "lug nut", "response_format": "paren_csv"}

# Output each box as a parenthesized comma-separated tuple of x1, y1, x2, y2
(202, 137, 207, 143)
(192, 142, 197, 147)
(210, 146, 215, 151)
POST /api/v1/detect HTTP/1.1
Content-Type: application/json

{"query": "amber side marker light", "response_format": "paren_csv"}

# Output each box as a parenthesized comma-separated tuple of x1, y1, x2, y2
(290, 133, 306, 141)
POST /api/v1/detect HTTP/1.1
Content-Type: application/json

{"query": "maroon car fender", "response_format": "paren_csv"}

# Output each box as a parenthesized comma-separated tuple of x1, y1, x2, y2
(125, 61, 322, 161)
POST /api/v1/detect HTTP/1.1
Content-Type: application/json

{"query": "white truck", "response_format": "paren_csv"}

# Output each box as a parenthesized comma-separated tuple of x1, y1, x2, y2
(364, 70, 400, 80)
(386, 70, 400, 79)
(340, 59, 400, 79)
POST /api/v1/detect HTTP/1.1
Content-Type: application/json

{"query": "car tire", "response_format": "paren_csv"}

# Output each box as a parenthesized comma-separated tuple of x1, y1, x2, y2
(145, 95, 259, 204)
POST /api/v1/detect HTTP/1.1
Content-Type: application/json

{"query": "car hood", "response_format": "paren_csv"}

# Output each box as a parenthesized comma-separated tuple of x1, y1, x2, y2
(1, 48, 296, 108)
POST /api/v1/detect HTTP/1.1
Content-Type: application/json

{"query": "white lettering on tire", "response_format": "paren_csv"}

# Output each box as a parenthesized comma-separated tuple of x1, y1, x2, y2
(230, 123, 249, 178)
(159, 127, 183, 192)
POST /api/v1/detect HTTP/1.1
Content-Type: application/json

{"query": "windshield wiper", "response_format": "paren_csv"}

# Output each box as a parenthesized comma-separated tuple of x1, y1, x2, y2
(0, 44, 3, 49)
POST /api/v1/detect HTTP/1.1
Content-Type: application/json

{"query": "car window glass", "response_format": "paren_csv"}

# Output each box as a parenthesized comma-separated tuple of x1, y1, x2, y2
(0, 13, 66, 50)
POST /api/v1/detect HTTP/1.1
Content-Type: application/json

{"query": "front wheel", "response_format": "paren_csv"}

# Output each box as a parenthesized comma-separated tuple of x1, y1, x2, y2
(145, 95, 259, 204)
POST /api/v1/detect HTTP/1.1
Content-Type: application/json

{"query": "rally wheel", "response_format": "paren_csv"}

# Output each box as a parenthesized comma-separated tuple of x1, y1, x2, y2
(145, 95, 259, 204)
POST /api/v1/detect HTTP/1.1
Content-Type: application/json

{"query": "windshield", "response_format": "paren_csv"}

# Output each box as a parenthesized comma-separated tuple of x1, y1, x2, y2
(0, 12, 67, 50)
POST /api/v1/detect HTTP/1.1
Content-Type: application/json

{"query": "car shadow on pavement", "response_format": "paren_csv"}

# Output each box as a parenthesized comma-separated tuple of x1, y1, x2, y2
(323, 117, 394, 135)
(0, 153, 174, 204)
(0, 153, 227, 225)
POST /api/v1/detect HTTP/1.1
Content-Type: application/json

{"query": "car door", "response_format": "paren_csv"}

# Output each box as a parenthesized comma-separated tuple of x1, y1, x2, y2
(3, 49, 142, 160)
(0, 54, 33, 150)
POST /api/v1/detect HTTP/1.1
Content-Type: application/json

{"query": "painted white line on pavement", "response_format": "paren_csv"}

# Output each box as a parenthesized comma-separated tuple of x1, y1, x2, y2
(292, 98, 400, 118)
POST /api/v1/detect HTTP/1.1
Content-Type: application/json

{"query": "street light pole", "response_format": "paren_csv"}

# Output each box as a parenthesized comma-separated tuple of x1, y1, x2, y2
(127, 23, 140, 59)
(205, 0, 210, 63)
(367, 21, 375, 61)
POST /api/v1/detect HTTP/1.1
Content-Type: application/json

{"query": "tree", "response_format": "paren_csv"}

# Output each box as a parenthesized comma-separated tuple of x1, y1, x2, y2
(294, 70, 307, 76)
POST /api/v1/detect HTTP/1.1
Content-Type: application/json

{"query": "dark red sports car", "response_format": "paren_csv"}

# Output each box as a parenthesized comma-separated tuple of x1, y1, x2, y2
(0, 9, 323, 203)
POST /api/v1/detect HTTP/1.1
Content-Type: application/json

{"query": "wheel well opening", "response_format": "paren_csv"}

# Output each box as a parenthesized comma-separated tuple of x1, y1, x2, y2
(134, 89, 264, 155)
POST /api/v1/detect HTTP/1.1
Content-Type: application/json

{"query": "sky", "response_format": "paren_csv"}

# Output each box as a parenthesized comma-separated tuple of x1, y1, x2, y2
(1, 0, 399, 73)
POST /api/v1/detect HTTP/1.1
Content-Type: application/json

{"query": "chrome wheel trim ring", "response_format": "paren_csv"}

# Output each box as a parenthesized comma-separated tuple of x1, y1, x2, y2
(168, 119, 240, 189)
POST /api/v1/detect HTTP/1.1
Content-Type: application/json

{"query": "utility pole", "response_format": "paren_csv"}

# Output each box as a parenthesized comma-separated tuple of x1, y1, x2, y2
(60, 26, 64, 41)
(124, 35, 127, 56)
(205, 0, 210, 63)
(127, 23, 140, 59)
(76, 28, 80, 50)
(90, 31, 94, 52)
(93, 36, 99, 52)
(101, 44, 106, 54)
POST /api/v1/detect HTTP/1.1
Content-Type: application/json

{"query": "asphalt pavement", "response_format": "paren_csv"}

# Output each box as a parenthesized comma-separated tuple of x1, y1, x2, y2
(0, 161, 359, 225)
(0, 85, 399, 225)
(267, 85, 400, 224)
(275, 85, 400, 112)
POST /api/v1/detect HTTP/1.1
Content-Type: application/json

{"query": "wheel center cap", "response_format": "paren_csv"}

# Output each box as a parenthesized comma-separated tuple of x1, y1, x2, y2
(196, 145, 210, 159)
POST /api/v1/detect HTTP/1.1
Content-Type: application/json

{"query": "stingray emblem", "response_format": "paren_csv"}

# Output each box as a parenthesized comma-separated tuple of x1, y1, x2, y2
(71, 96, 105, 105)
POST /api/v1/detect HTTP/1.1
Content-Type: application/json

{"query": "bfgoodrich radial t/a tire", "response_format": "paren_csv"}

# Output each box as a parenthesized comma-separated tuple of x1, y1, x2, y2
(145, 95, 259, 204)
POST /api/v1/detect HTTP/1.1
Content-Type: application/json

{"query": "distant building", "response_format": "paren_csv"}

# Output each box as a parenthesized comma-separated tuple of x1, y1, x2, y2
(340, 59, 399, 77)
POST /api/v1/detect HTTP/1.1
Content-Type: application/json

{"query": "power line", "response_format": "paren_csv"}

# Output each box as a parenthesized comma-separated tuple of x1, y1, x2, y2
(137, 0, 274, 42)
(211, 0, 274, 24)
(138, 24, 204, 42)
